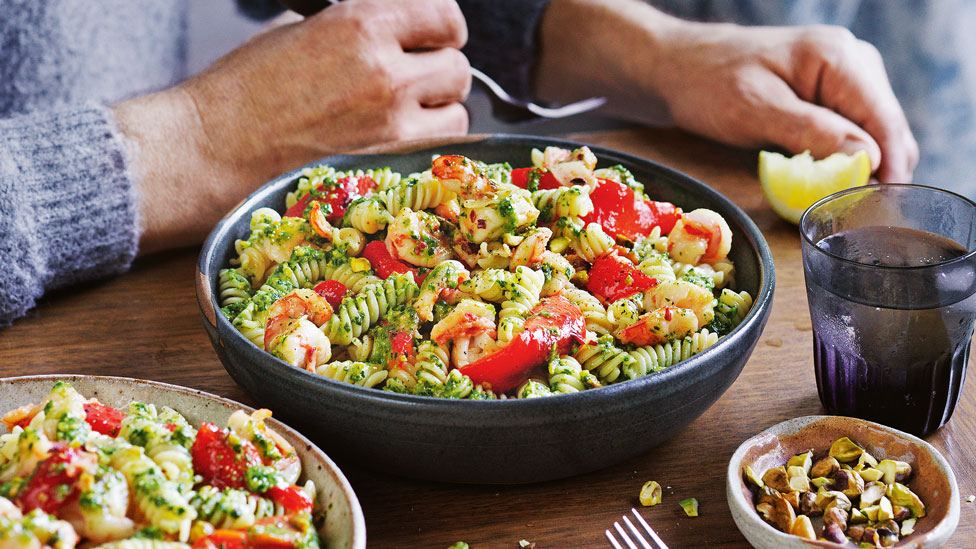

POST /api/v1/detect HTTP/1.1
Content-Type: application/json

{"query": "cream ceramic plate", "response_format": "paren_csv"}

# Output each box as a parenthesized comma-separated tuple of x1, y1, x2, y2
(0, 375, 366, 549)
(727, 415, 959, 548)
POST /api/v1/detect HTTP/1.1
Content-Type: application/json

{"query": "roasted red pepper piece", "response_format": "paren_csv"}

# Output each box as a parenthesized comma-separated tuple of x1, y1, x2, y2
(361, 241, 427, 284)
(193, 530, 248, 549)
(18, 446, 96, 514)
(586, 253, 658, 303)
(266, 485, 314, 515)
(284, 175, 377, 223)
(581, 178, 681, 239)
(312, 280, 349, 310)
(510, 167, 562, 191)
(191, 422, 263, 490)
(83, 402, 126, 437)
(458, 295, 586, 393)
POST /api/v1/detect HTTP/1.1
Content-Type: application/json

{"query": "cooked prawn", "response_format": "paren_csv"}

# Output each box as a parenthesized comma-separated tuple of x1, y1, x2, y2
(434, 199, 460, 223)
(510, 227, 552, 271)
(542, 146, 598, 187)
(267, 288, 333, 327)
(667, 208, 732, 264)
(385, 208, 452, 268)
(432, 155, 498, 199)
(617, 306, 699, 346)
(264, 316, 332, 371)
(643, 279, 715, 326)
(431, 299, 497, 345)
(264, 288, 334, 371)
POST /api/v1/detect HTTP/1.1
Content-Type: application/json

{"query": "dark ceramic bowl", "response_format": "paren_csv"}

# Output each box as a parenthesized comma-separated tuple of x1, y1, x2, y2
(197, 134, 775, 484)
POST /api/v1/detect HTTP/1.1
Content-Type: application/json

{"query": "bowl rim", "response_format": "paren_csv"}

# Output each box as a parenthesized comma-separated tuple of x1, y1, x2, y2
(197, 133, 776, 409)
(0, 374, 367, 549)
(726, 414, 960, 548)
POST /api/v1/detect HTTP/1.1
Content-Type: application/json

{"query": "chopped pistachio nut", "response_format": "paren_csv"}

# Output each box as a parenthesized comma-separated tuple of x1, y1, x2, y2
(743, 466, 763, 488)
(518, 541, 533, 548)
(781, 490, 801, 510)
(639, 480, 662, 507)
(678, 498, 699, 517)
(901, 517, 916, 536)
(448, 543, 469, 549)
(967, 495, 976, 503)
(821, 522, 846, 544)
(849, 507, 868, 524)
(787, 451, 813, 474)
(761, 466, 791, 493)
(810, 456, 840, 479)
(877, 496, 894, 521)
(887, 482, 926, 518)
(856, 451, 879, 470)
(789, 515, 816, 540)
(810, 476, 833, 490)
(787, 466, 810, 492)
(858, 467, 884, 483)
(771, 497, 795, 532)
(829, 437, 863, 462)
(860, 482, 886, 508)
(350, 257, 371, 272)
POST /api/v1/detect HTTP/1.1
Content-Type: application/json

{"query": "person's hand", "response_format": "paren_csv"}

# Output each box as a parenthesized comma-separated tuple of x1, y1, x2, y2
(536, 0, 918, 184)
(647, 23, 918, 183)
(115, 0, 470, 254)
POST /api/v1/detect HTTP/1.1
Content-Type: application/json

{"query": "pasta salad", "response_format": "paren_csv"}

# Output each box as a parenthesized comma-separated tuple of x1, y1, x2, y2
(219, 145, 754, 399)
(0, 382, 320, 548)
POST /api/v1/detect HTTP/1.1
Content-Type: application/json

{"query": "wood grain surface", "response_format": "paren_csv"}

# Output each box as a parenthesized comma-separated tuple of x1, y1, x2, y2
(1, 127, 973, 548)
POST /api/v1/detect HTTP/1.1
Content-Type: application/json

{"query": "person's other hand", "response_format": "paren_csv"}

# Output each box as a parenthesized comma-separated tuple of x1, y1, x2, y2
(537, 0, 917, 184)
(650, 23, 917, 183)
(116, 0, 469, 253)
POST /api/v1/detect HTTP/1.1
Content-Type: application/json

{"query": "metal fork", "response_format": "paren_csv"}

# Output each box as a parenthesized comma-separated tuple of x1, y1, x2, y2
(606, 508, 670, 549)
(470, 67, 607, 122)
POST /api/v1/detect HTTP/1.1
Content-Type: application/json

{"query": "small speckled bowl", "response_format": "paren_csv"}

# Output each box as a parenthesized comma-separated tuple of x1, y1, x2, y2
(728, 415, 959, 548)
(198, 134, 775, 484)
(0, 375, 366, 549)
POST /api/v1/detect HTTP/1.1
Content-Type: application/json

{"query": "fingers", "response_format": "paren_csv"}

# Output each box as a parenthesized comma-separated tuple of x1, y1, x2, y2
(346, 0, 467, 50)
(402, 48, 471, 107)
(786, 28, 918, 182)
(400, 102, 470, 141)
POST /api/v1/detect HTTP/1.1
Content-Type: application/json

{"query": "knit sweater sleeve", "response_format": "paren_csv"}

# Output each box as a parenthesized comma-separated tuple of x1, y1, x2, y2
(459, 0, 552, 101)
(0, 103, 140, 326)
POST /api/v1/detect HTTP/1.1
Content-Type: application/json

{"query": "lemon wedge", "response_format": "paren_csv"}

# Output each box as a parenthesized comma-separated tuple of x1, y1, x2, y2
(759, 150, 871, 224)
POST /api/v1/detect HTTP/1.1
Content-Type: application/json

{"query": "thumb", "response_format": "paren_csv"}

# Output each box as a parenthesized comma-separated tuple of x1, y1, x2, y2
(763, 93, 882, 172)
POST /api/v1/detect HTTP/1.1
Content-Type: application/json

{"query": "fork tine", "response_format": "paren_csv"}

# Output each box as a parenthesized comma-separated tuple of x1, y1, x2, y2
(605, 529, 625, 549)
(612, 521, 640, 549)
(622, 516, 653, 549)
(630, 509, 670, 549)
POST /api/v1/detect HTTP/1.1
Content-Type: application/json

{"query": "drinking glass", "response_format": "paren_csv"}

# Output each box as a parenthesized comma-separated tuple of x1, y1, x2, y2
(800, 184, 976, 435)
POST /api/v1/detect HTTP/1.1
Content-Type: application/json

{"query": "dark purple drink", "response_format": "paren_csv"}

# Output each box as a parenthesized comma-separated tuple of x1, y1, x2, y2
(806, 226, 975, 435)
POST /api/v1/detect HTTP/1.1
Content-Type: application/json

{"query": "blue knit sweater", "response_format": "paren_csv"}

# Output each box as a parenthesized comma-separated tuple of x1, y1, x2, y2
(0, 0, 549, 325)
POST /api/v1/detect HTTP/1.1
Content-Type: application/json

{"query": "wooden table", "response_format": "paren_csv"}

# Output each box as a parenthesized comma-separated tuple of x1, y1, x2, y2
(1, 127, 973, 548)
